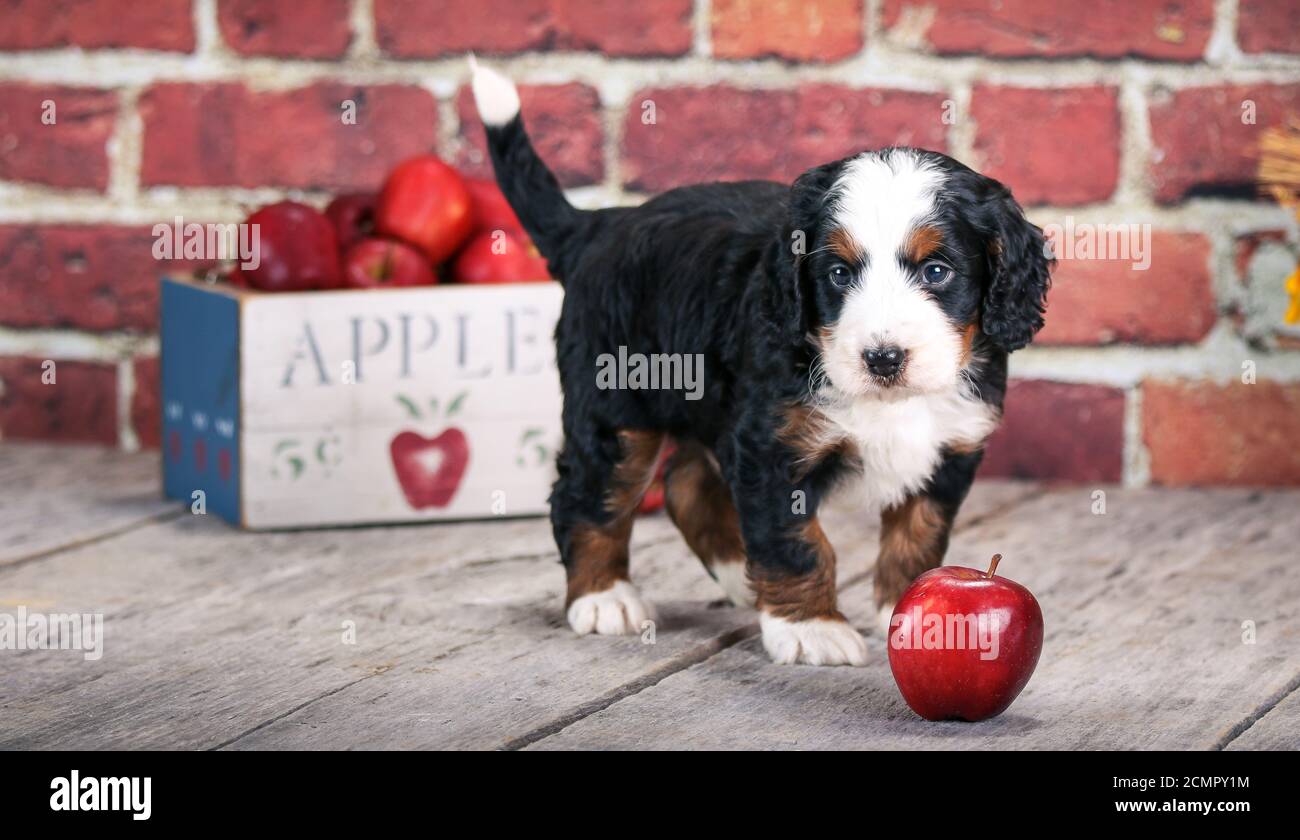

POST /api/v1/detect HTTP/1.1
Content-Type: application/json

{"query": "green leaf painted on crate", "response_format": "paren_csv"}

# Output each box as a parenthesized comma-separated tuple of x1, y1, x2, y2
(274, 439, 299, 454)
(520, 427, 544, 444)
(446, 391, 469, 417)
(534, 444, 548, 463)
(396, 394, 421, 420)
(428, 397, 440, 417)
(286, 456, 305, 480)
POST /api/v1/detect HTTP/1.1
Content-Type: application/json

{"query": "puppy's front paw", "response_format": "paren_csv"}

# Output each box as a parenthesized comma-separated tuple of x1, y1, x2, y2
(567, 581, 655, 636)
(759, 613, 869, 666)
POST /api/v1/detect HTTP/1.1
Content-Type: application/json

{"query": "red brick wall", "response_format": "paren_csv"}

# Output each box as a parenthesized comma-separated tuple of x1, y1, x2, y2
(1, 0, 1298, 487)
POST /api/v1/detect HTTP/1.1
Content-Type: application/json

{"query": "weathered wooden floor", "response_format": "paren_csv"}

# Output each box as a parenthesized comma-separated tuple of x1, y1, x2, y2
(0, 443, 1296, 750)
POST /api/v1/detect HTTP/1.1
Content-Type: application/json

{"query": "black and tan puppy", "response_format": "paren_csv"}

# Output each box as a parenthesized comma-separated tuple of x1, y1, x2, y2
(471, 59, 1051, 665)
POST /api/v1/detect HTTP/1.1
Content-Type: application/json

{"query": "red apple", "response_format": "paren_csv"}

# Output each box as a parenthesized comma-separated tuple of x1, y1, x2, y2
(451, 229, 551, 284)
(375, 155, 474, 265)
(887, 554, 1043, 722)
(464, 177, 523, 235)
(343, 238, 436, 288)
(243, 201, 341, 292)
(324, 193, 378, 252)
(390, 429, 470, 509)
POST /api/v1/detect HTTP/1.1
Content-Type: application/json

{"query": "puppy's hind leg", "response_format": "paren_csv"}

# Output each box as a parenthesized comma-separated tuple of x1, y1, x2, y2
(551, 428, 665, 636)
(663, 441, 754, 608)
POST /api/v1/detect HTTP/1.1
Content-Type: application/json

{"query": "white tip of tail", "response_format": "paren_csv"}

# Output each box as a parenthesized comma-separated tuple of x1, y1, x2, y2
(468, 54, 520, 127)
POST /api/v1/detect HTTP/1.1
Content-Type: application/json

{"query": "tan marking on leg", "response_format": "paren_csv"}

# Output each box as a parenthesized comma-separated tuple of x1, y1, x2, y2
(664, 443, 745, 567)
(664, 442, 753, 604)
(751, 519, 842, 623)
(566, 518, 633, 606)
(605, 429, 665, 516)
(566, 429, 664, 606)
(874, 495, 950, 608)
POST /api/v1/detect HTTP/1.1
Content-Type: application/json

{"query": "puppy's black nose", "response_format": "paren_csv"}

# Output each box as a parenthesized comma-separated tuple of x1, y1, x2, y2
(864, 346, 906, 378)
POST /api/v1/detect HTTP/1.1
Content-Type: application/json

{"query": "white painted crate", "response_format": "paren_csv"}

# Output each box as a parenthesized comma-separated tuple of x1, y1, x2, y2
(160, 277, 564, 529)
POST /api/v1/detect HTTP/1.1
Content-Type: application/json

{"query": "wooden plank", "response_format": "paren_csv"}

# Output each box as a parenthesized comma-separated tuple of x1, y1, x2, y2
(205, 483, 1036, 750)
(526, 488, 1300, 750)
(0, 475, 1036, 749)
(0, 444, 176, 568)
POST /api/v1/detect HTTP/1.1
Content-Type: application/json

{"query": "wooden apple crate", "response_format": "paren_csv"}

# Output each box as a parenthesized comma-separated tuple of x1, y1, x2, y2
(159, 276, 565, 529)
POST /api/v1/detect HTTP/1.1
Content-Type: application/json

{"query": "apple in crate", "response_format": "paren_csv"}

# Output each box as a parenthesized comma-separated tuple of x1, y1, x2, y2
(452, 229, 551, 284)
(375, 155, 473, 264)
(243, 201, 341, 292)
(464, 177, 524, 235)
(886, 554, 1043, 722)
(324, 193, 377, 251)
(342, 238, 435, 288)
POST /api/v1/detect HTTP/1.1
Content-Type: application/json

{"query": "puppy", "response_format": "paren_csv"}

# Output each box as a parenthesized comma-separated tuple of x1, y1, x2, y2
(471, 60, 1051, 666)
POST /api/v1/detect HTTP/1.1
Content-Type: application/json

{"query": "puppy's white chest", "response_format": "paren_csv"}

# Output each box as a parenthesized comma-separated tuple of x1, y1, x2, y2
(820, 388, 997, 510)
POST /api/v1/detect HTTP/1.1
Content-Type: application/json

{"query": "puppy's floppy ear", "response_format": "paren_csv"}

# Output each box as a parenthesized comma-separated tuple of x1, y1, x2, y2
(978, 181, 1053, 352)
(779, 162, 841, 337)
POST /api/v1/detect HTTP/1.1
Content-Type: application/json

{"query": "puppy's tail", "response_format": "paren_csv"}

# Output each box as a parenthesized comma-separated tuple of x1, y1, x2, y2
(469, 56, 584, 278)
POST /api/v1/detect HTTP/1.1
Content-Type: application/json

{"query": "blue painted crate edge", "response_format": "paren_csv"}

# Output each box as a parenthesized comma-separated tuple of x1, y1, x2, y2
(160, 277, 242, 526)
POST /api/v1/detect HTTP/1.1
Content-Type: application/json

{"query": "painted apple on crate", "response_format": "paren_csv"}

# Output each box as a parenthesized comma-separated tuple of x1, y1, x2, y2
(390, 392, 471, 509)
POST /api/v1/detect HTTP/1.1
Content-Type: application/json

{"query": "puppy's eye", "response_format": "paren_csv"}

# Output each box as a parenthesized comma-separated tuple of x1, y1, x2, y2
(828, 264, 852, 287)
(920, 261, 952, 285)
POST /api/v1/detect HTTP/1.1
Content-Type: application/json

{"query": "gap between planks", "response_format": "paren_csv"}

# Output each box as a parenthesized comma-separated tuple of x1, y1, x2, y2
(1212, 668, 1300, 750)
(0, 508, 186, 572)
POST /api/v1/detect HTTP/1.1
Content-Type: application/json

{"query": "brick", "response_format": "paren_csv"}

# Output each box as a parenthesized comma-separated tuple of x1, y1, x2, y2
(0, 357, 118, 446)
(971, 85, 1120, 206)
(712, 0, 864, 63)
(1149, 84, 1300, 204)
(132, 356, 161, 449)
(881, 0, 1213, 61)
(1038, 231, 1216, 345)
(622, 85, 949, 192)
(375, 0, 693, 58)
(0, 225, 209, 332)
(980, 380, 1126, 483)
(0, 83, 117, 191)
(1238, 0, 1300, 55)
(218, 0, 353, 58)
(0, 0, 195, 52)
(1143, 380, 1300, 485)
(139, 82, 438, 190)
(456, 84, 604, 186)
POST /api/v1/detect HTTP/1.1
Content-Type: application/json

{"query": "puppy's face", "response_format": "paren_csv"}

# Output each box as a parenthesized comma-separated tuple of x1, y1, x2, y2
(791, 149, 1050, 399)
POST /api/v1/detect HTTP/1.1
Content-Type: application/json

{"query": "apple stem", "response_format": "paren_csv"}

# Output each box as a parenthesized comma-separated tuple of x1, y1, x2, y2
(986, 553, 1002, 578)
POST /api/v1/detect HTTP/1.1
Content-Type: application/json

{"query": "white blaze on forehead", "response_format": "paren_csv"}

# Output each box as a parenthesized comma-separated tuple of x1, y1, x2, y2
(830, 150, 944, 261)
